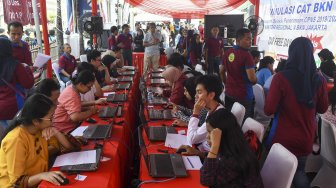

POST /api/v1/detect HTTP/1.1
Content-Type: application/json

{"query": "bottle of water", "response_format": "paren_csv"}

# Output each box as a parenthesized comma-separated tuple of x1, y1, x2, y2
(148, 91, 154, 103)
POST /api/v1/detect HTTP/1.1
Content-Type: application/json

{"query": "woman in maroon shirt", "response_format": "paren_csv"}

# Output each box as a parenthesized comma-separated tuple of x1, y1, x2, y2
(265, 37, 328, 187)
(0, 37, 34, 130)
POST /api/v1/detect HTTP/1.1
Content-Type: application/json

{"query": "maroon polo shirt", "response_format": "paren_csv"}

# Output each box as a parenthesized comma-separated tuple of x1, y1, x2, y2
(205, 36, 224, 57)
(59, 53, 76, 75)
(12, 41, 33, 66)
(223, 45, 255, 101)
(117, 33, 133, 50)
(108, 35, 116, 50)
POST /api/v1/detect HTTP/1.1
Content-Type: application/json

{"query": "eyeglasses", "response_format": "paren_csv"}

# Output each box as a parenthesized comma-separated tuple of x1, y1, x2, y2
(40, 118, 52, 122)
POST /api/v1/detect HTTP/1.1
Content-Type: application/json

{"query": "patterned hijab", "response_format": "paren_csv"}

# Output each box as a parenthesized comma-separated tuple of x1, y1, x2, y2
(162, 66, 182, 86)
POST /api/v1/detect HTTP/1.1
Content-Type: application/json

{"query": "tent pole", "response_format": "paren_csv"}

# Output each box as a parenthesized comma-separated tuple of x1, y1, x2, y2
(92, 0, 97, 48)
(40, 0, 52, 78)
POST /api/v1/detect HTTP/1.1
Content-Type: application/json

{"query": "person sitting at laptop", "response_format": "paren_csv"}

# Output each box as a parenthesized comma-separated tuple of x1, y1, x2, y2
(171, 76, 208, 127)
(162, 66, 193, 109)
(187, 75, 224, 152)
(87, 50, 113, 91)
(0, 94, 73, 187)
(53, 70, 98, 134)
(102, 47, 125, 78)
(200, 108, 263, 187)
(76, 62, 107, 106)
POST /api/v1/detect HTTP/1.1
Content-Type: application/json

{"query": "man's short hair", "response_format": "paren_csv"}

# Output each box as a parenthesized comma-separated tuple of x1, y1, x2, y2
(122, 24, 129, 30)
(167, 53, 184, 70)
(63, 43, 70, 49)
(35, 79, 60, 97)
(236, 28, 251, 40)
(87, 50, 101, 62)
(149, 22, 156, 28)
(250, 50, 260, 58)
(196, 75, 223, 103)
(77, 62, 95, 73)
(110, 26, 118, 33)
(8, 21, 23, 32)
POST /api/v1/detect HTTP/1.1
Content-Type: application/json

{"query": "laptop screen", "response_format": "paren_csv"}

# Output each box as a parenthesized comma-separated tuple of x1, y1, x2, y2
(138, 127, 150, 170)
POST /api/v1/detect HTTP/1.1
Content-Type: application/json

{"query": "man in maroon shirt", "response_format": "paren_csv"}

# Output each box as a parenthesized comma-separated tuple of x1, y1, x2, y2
(117, 24, 133, 66)
(7, 21, 33, 67)
(220, 28, 257, 119)
(205, 25, 224, 75)
(108, 26, 118, 50)
(58, 43, 76, 83)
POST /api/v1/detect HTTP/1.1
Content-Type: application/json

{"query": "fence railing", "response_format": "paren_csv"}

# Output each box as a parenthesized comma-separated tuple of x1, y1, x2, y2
(30, 42, 59, 62)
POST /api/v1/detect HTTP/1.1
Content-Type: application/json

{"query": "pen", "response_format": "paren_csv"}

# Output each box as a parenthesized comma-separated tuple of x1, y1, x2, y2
(186, 157, 194, 168)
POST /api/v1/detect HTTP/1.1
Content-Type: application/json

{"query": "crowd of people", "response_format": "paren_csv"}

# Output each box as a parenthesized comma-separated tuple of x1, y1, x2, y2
(0, 19, 335, 188)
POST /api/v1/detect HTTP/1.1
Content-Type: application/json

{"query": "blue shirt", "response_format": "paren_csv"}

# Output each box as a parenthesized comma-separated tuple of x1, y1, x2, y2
(256, 68, 272, 86)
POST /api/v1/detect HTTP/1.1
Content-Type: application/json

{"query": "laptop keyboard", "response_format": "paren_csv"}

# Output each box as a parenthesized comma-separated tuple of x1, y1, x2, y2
(69, 163, 93, 170)
(99, 107, 117, 118)
(91, 125, 110, 138)
(107, 94, 126, 102)
(116, 84, 130, 90)
(149, 97, 168, 105)
(163, 110, 172, 119)
(148, 109, 172, 120)
(153, 154, 174, 175)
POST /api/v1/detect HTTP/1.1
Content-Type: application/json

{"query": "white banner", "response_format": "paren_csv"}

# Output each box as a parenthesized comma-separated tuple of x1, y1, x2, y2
(257, 0, 336, 66)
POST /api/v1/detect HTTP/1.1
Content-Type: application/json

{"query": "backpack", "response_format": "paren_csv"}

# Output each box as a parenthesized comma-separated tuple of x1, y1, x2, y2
(244, 130, 263, 160)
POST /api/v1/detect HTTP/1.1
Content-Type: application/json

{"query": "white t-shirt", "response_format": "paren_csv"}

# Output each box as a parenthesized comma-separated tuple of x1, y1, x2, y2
(80, 85, 97, 102)
(144, 31, 161, 56)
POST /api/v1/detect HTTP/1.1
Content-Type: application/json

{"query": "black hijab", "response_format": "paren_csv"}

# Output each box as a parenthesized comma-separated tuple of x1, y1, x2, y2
(282, 37, 322, 108)
(0, 37, 18, 86)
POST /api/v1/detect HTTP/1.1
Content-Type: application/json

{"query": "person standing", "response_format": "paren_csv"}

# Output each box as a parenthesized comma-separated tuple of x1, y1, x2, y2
(108, 26, 118, 50)
(0, 38, 34, 132)
(7, 21, 33, 66)
(133, 23, 144, 52)
(117, 24, 133, 66)
(205, 25, 224, 75)
(264, 37, 328, 188)
(58, 43, 76, 83)
(220, 28, 256, 119)
(318, 48, 336, 78)
(143, 23, 161, 75)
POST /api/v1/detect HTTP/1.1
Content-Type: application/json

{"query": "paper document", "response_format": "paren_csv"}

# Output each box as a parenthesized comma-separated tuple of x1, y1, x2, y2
(34, 53, 51, 68)
(70, 126, 88, 137)
(103, 92, 116, 97)
(53, 150, 96, 167)
(164, 133, 189, 149)
(182, 156, 203, 170)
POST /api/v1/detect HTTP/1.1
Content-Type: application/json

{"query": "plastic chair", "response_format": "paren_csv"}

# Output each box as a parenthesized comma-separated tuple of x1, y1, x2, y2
(242, 117, 265, 142)
(80, 54, 88, 62)
(231, 102, 245, 126)
(261, 143, 298, 188)
(51, 61, 66, 91)
(311, 118, 336, 187)
(253, 84, 271, 128)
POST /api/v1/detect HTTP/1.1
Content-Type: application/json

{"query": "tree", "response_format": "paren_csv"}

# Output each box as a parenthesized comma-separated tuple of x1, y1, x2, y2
(56, 0, 64, 56)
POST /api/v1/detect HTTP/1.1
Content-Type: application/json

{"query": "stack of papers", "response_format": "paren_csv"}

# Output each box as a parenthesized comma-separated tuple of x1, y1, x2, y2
(70, 126, 88, 137)
(164, 133, 189, 149)
(34, 53, 51, 68)
(53, 150, 96, 167)
(182, 156, 203, 170)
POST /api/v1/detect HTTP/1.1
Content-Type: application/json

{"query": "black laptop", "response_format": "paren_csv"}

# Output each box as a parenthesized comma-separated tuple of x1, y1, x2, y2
(120, 71, 135, 76)
(107, 93, 127, 103)
(117, 76, 133, 82)
(139, 107, 176, 141)
(148, 96, 169, 105)
(60, 149, 102, 172)
(83, 124, 112, 140)
(150, 78, 166, 85)
(151, 73, 163, 78)
(115, 83, 131, 90)
(147, 86, 163, 94)
(99, 106, 118, 118)
(148, 109, 173, 120)
(138, 127, 187, 178)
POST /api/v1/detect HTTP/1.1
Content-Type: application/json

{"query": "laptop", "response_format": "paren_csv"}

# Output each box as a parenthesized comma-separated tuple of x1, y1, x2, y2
(99, 106, 118, 118)
(120, 71, 135, 76)
(107, 93, 127, 102)
(60, 149, 102, 172)
(148, 96, 169, 105)
(117, 76, 133, 82)
(148, 109, 173, 120)
(150, 78, 166, 85)
(147, 87, 163, 94)
(115, 83, 131, 90)
(83, 124, 112, 140)
(151, 73, 163, 78)
(139, 107, 176, 141)
(138, 127, 187, 178)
